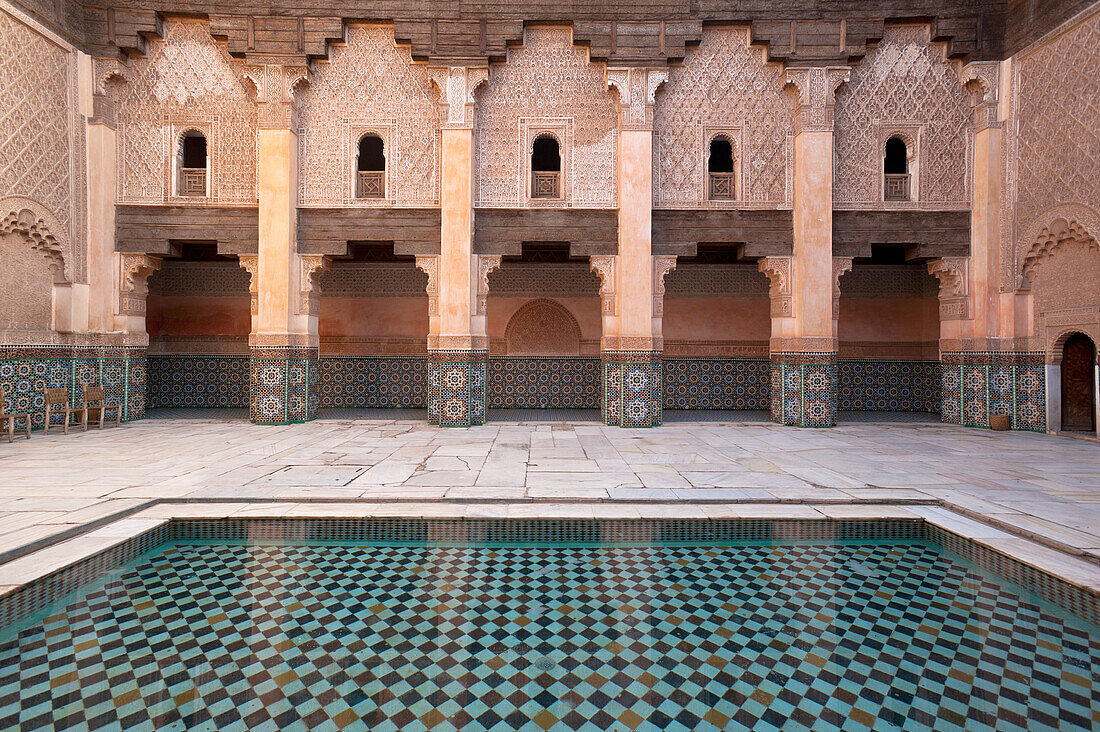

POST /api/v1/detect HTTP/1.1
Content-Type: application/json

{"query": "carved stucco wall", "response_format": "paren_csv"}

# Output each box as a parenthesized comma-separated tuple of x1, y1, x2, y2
(298, 25, 440, 207)
(0, 232, 53, 333)
(0, 9, 84, 282)
(1006, 5, 1100, 292)
(114, 20, 256, 205)
(653, 27, 791, 208)
(833, 26, 972, 209)
(1029, 239, 1100, 357)
(474, 26, 618, 209)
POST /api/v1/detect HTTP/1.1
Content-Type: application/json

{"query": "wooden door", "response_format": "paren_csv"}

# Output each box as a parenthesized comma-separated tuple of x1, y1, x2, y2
(1061, 334, 1096, 432)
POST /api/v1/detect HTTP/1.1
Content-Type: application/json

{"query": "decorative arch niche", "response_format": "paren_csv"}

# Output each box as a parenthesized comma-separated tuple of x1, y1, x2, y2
(503, 299, 582, 356)
(0, 198, 72, 335)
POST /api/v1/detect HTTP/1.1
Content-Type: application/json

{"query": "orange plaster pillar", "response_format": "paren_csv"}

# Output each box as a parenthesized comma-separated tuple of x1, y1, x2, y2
(249, 63, 319, 424)
(775, 67, 850, 427)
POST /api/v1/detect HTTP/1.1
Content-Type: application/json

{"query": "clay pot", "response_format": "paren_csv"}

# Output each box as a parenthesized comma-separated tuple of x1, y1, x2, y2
(989, 414, 1011, 431)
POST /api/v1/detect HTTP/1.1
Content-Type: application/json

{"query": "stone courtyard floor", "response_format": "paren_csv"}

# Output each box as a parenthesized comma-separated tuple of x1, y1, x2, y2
(0, 414, 1098, 594)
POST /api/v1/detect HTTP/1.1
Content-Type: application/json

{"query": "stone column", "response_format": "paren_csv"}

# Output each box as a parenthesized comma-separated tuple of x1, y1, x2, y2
(602, 68, 668, 427)
(246, 61, 320, 425)
(771, 67, 849, 427)
(426, 66, 490, 426)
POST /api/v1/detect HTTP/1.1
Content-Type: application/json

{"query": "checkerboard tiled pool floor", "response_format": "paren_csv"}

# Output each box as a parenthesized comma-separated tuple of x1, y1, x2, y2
(2, 539, 1097, 731)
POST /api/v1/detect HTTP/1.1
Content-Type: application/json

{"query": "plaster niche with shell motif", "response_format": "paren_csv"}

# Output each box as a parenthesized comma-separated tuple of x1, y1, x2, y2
(832, 25, 972, 209)
(504, 299, 583, 356)
(113, 19, 257, 205)
(297, 24, 441, 207)
(653, 27, 791, 209)
(474, 26, 618, 209)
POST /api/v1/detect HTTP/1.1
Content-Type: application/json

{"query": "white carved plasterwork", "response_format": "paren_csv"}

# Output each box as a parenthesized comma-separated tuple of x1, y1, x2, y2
(298, 25, 440, 208)
(589, 256, 617, 316)
(113, 20, 258, 205)
(653, 27, 791, 209)
(757, 256, 792, 318)
(475, 255, 502, 316)
(118, 254, 163, 316)
(833, 26, 972, 209)
(608, 67, 667, 130)
(415, 256, 440, 317)
(927, 257, 971, 320)
(474, 26, 618, 209)
(238, 255, 259, 315)
(1006, 6, 1100, 291)
(652, 256, 677, 317)
(0, 12, 84, 281)
(427, 65, 488, 128)
(783, 66, 850, 135)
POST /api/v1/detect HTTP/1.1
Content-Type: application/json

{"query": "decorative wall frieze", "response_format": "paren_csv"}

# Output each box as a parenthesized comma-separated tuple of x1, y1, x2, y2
(783, 66, 850, 135)
(589, 255, 617, 316)
(757, 256, 792, 318)
(833, 26, 971, 209)
(298, 254, 329, 316)
(415, 255, 440, 318)
(475, 255, 502, 316)
(607, 67, 667, 130)
(652, 255, 677, 317)
(475, 26, 618, 208)
(927, 256, 971, 320)
(831, 257, 854, 320)
(297, 25, 440, 207)
(961, 61, 1001, 132)
(118, 254, 163, 316)
(242, 60, 310, 130)
(653, 27, 791, 208)
(237, 255, 259, 315)
(427, 65, 489, 128)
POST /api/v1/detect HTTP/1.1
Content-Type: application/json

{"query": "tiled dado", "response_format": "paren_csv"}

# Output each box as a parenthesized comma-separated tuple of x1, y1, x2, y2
(318, 357, 427, 409)
(663, 358, 770, 410)
(489, 358, 600, 409)
(148, 356, 249, 408)
(0, 346, 147, 428)
(248, 347, 318, 425)
(428, 350, 487, 427)
(940, 352, 1046, 431)
(770, 353, 838, 427)
(603, 351, 662, 427)
(838, 360, 941, 413)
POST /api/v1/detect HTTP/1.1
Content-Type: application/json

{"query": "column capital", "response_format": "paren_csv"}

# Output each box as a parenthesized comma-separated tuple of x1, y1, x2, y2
(607, 67, 668, 131)
(91, 57, 129, 129)
(928, 256, 972, 321)
(831, 256, 853, 321)
(783, 66, 850, 135)
(427, 66, 489, 129)
(242, 59, 311, 130)
(117, 253, 162, 318)
(962, 61, 1002, 132)
(758, 256, 793, 318)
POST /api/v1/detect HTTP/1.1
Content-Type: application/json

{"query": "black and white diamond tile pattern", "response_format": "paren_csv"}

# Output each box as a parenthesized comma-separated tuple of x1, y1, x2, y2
(1, 542, 1098, 731)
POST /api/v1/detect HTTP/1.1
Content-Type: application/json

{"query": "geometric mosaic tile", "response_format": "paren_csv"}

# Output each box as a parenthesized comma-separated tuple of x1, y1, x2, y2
(489, 358, 600, 410)
(1, 540, 1097, 731)
(663, 358, 770, 410)
(602, 351, 662, 427)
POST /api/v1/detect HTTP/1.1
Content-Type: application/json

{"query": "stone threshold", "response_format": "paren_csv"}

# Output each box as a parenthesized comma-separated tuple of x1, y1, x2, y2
(2, 502, 1100, 606)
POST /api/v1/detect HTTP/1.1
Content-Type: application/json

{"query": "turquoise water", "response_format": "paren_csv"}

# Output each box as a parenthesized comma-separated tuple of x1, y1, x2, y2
(1, 539, 1098, 731)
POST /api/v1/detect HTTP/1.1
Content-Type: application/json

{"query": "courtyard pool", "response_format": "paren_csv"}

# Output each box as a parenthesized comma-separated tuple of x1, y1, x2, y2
(0, 520, 1098, 731)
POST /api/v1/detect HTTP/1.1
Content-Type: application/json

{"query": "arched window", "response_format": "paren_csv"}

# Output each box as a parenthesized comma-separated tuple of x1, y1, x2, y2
(356, 135, 385, 198)
(884, 136, 910, 201)
(708, 136, 735, 200)
(178, 131, 207, 197)
(531, 135, 560, 199)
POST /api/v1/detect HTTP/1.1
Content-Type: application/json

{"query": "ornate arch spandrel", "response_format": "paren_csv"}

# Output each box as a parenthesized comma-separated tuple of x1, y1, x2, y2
(0, 197, 71, 284)
(503, 298, 583, 357)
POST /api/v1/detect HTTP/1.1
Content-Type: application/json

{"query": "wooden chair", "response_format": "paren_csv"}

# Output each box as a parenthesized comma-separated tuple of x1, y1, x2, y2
(81, 384, 122, 429)
(43, 387, 86, 434)
(1, 386, 32, 443)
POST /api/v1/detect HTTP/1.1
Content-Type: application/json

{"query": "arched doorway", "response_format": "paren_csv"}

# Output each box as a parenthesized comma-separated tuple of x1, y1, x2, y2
(1061, 333, 1097, 432)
